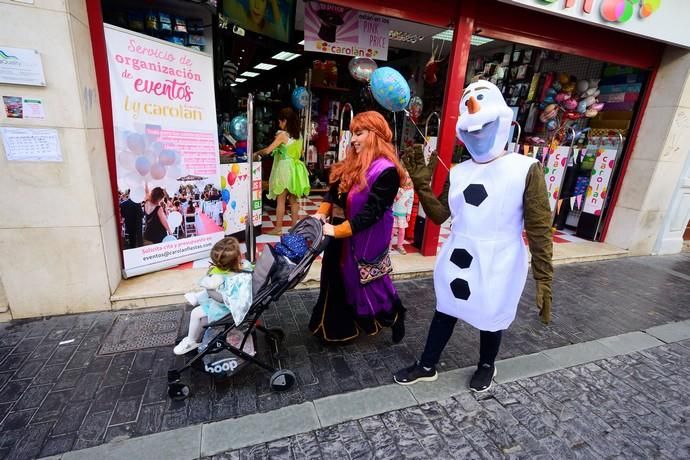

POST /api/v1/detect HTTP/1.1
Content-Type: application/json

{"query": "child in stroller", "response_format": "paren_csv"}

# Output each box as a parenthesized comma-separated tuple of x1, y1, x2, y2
(174, 236, 252, 356)
(168, 216, 327, 400)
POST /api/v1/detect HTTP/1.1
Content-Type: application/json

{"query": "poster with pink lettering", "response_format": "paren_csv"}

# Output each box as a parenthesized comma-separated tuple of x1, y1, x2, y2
(105, 25, 223, 277)
(303, 1, 389, 61)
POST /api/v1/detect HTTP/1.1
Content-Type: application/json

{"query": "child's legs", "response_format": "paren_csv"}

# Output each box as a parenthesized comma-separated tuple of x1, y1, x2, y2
(275, 190, 288, 229)
(289, 194, 299, 226)
(396, 226, 405, 247)
(187, 306, 208, 342)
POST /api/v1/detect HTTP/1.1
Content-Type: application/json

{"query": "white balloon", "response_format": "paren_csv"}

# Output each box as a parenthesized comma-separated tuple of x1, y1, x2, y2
(129, 186, 146, 203)
(117, 151, 136, 172)
(168, 211, 183, 229)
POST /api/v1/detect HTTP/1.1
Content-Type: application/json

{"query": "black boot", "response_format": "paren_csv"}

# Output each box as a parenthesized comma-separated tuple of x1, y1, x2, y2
(392, 310, 405, 343)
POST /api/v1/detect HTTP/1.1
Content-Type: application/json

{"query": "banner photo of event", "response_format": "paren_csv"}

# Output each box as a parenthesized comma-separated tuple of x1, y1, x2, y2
(218, 163, 262, 235)
(104, 25, 223, 277)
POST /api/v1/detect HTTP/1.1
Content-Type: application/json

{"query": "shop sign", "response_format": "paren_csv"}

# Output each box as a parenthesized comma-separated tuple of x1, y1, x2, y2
(0, 47, 46, 86)
(583, 147, 618, 215)
(104, 25, 223, 277)
(499, 0, 690, 48)
(304, 1, 390, 60)
(543, 145, 570, 213)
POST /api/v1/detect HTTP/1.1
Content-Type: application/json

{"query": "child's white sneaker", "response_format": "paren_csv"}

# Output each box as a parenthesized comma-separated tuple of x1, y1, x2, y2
(184, 292, 199, 306)
(173, 337, 200, 355)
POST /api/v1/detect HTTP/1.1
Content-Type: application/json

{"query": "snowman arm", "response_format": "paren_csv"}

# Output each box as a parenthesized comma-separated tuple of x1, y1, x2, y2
(523, 163, 553, 283)
(413, 176, 451, 225)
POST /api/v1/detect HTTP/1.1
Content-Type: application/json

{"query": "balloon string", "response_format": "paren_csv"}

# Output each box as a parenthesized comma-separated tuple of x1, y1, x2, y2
(403, 110, 450, 173)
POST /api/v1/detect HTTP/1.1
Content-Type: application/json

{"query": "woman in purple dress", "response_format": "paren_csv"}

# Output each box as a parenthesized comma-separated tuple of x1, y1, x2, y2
(309, 111, 406, 344)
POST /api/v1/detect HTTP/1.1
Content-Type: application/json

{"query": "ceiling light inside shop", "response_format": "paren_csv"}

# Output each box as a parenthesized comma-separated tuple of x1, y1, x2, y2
(241, 71, 260, 77)
(431, 31, 493, 47)
(272, 51, 296, 60)
(470, 36, 494, 46)
(298, 40, 305, 45)
(285, 53, 300, 61)
(230, 83, 237, 87)
(235, 77, 247, 83)
(388, 30, 423, 44)
(254, 63, 277, 70)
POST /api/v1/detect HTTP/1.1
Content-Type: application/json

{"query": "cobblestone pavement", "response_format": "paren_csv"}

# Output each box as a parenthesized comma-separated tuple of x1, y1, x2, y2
(205, 340, 690, 459)
(0, 253, 689, 459)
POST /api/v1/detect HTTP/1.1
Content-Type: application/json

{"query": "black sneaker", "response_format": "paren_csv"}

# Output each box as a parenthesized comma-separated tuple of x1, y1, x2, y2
(393, 361, 438, 385)
(470, 363, 496, 392)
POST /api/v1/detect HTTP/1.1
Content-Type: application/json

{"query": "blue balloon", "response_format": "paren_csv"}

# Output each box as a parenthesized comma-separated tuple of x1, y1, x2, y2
(221, 189, 230, 203)
(229, 115, 248, 141)
(370, 67, 410, 112)
(162, 235, 177, 243)
(291, 87, 310, 110)
(231, 200, 236, 210)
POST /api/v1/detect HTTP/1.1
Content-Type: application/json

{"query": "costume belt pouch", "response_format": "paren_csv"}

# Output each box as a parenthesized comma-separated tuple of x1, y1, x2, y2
(357, 249, 393, 285)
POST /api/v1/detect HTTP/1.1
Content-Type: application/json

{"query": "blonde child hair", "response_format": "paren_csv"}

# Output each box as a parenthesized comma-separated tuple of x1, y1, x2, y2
(209, 237, 242, 272)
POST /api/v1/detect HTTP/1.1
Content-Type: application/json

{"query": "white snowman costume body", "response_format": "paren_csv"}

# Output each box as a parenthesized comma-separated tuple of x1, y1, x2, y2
(433, 80, 538, 331)
(434, 153, 537, 331)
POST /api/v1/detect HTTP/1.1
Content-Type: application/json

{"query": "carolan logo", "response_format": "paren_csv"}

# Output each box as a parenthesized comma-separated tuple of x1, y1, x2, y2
(539, 0, 662, 22)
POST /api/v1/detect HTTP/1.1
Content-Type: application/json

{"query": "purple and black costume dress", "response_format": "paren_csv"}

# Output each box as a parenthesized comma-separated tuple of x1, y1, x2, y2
(309, 157, 406, 342)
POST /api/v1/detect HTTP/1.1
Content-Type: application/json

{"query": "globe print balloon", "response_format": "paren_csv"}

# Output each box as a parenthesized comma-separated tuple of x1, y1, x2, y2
(370, 67, 410, 112)
(230, 115, 248, 141)
(291, 87, 310, 110)
(348, 57, 377, 83)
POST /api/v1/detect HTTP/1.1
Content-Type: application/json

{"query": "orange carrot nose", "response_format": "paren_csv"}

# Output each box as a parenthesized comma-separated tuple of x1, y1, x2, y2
(467, 96, 481, 114)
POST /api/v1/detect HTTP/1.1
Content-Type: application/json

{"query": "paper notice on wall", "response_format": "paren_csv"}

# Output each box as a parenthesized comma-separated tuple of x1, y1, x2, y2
(2, 96, 44, 119)
(1, 127, 62, 162)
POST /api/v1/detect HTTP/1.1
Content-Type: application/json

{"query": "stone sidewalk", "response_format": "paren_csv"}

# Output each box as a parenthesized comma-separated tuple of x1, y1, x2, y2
(0, 253, 689, 459)
(205, 337, 690, 460)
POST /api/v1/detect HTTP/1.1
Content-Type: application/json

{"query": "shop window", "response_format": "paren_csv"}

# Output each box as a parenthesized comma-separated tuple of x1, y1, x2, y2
(465, 36, 649, 243)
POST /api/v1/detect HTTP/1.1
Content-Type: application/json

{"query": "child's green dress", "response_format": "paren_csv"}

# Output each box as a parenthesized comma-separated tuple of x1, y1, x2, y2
(267, 133, 311, 199)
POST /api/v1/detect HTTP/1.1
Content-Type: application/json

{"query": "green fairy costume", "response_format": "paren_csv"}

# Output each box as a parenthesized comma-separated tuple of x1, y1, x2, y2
(267, 132, 310, 199)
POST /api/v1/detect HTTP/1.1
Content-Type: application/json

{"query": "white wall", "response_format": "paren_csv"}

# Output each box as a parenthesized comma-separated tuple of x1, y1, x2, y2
(606, 46, 690, 255)
(0, 0, 120, 318)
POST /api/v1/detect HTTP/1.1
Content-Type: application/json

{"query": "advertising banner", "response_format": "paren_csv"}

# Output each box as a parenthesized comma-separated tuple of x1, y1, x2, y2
(219, 162, 262, 235)
(543, 145, 570, 213)
(583, 147, 618, 215)
(104, 25, 222, 277)
(303, 1, 390, 60)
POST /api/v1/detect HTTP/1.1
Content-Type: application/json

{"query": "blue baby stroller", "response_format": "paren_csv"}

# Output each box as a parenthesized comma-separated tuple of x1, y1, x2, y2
(167, 217, 327, 400)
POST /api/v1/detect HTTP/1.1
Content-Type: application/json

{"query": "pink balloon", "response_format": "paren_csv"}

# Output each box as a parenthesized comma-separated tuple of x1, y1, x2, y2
(150, 162, 166, 180)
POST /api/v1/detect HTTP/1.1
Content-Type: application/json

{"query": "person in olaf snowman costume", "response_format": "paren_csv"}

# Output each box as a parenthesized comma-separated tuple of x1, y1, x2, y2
(394, 81, 553, 392)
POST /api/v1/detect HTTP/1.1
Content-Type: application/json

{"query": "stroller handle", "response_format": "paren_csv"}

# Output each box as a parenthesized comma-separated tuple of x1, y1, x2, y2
(314, 235, 332, 254)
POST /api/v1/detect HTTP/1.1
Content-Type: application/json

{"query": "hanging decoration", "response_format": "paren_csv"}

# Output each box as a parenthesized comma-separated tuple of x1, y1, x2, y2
(370, 67, 411, 112)
(291, 86, 310, 110)
(348, 57, 378, 83)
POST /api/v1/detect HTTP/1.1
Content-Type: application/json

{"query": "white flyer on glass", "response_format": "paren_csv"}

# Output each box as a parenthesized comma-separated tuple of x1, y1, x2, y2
(1, 127, 62, 162)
